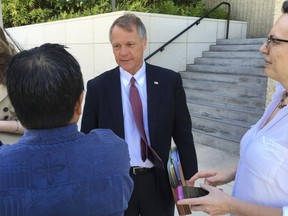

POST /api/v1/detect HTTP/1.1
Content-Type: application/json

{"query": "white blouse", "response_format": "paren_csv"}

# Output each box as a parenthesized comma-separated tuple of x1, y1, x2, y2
(232, 83, 288, 214)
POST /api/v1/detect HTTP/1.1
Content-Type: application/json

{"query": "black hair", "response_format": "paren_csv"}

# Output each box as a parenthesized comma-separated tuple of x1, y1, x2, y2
(6, 43, 84, 129)
(282, 1, 288, 13)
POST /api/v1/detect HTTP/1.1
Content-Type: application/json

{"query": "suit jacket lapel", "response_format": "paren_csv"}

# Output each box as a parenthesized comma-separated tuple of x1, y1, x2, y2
(146, 63, 160, 146)
(108, 67, 125, 138)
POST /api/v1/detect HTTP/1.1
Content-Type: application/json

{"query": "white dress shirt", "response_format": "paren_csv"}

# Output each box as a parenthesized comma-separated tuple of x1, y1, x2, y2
(232, 83, 288, 215)
(119, 62, 154, 168)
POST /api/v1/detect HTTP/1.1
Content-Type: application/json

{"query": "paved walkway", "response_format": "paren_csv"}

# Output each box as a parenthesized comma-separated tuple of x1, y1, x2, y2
(174, 143, 240, 216)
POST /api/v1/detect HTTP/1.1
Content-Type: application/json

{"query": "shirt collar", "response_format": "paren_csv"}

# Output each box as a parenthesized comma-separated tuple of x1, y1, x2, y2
(120, 61, 146, 87)
(22, 124, 81, 144)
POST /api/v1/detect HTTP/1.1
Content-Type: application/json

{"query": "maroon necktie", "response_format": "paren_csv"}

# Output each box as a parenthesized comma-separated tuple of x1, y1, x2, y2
(129, 77, 164, 169)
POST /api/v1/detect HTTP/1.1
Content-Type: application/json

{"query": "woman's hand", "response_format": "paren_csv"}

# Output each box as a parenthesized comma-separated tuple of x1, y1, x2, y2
(187, 167, 237, 187)
(178, 183, 283, 216)
(177, 184, 234, 216)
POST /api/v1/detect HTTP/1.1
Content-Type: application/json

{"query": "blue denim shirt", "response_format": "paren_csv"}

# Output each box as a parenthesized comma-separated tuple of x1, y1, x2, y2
(0, 124, 133, 216)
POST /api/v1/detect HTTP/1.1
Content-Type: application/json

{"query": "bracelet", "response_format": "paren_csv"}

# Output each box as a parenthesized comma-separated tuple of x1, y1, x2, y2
(14, 120, 20, 133)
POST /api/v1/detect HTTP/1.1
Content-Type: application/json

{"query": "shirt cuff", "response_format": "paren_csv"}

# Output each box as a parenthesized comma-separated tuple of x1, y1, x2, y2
(283, 206, 288, 216)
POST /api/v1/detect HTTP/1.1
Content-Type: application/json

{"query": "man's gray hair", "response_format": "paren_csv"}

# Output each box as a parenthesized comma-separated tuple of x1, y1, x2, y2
(109, 13, 147, 42)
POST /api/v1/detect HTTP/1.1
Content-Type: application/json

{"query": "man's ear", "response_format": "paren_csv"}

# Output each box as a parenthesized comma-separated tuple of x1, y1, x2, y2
(75, 92, 84, 115)
(143, 37, 147, 50)
(70, 92, 84, 124)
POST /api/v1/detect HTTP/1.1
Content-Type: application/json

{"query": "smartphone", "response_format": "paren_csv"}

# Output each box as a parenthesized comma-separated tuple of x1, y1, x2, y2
(177, 186, 209, 200)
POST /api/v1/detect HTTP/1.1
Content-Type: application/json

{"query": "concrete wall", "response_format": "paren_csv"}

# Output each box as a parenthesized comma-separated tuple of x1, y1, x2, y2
(6, 11, 247, 86)
(203, 0, 285, 38)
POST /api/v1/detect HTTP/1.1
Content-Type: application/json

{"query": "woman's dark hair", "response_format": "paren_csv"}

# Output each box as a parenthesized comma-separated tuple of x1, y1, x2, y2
(282, 1, 288, 13)
(6, 43, 84, 129)
(0, 28, 16, 85)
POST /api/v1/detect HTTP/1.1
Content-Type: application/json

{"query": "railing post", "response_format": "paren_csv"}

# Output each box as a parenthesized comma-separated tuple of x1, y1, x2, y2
(226, 2, 230, 39)
(111, 0, 116, 12)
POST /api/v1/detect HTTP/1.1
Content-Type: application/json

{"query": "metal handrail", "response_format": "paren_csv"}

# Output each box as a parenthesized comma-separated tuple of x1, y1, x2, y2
(145, 2, 230, 61)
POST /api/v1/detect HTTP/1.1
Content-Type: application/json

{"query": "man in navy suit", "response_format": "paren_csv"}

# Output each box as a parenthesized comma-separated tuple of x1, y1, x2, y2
(81, 13, 198, 216)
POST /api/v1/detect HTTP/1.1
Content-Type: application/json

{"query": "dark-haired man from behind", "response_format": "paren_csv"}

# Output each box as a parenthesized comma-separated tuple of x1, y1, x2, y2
(0, 43, 133, 216)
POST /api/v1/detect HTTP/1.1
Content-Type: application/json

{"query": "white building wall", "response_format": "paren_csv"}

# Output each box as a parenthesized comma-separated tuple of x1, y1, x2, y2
(204, 0, 278, 38)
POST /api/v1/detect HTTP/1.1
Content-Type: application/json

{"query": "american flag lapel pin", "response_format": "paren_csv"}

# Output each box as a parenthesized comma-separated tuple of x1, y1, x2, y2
(154, 81, 159, 85)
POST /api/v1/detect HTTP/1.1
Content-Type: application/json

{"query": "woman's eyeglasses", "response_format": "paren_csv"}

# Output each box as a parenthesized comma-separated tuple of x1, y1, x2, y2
(265, 35, 288, 47)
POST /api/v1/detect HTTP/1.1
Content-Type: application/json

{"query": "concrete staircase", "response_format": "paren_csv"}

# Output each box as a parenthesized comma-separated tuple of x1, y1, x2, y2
(180, 38, 267, 154)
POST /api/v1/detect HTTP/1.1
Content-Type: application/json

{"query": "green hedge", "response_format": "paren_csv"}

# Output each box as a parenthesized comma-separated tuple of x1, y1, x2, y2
(2, 0, 228, 27)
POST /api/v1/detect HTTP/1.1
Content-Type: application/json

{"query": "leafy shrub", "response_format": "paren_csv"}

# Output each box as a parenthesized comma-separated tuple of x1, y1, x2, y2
(2, 0, 229, 27)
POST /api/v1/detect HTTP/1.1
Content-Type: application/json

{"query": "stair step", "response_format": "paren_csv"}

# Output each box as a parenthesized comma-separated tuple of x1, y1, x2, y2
(183, 79, 266, 99)
(186, 65, 265, 76)
(202, 51, 263, 59)
(180, 71, 267, 88)
(210, 44, 261, 52)
(184, 89, 265, 110)
(187, 102, 262, 125)
(194, 57, 264, 67)
(216, 38, 266, 45)
(192, 129, 240, 154)
(191, 114, 248, 140)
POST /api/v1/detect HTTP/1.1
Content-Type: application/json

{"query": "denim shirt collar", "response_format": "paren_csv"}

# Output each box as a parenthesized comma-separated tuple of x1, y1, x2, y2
(21, 123, 82, 144)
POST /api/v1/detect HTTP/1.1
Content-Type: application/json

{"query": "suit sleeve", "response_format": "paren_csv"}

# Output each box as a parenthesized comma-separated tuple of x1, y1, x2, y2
(81, 80, 98, 133)
(173, 73, 198, 179)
